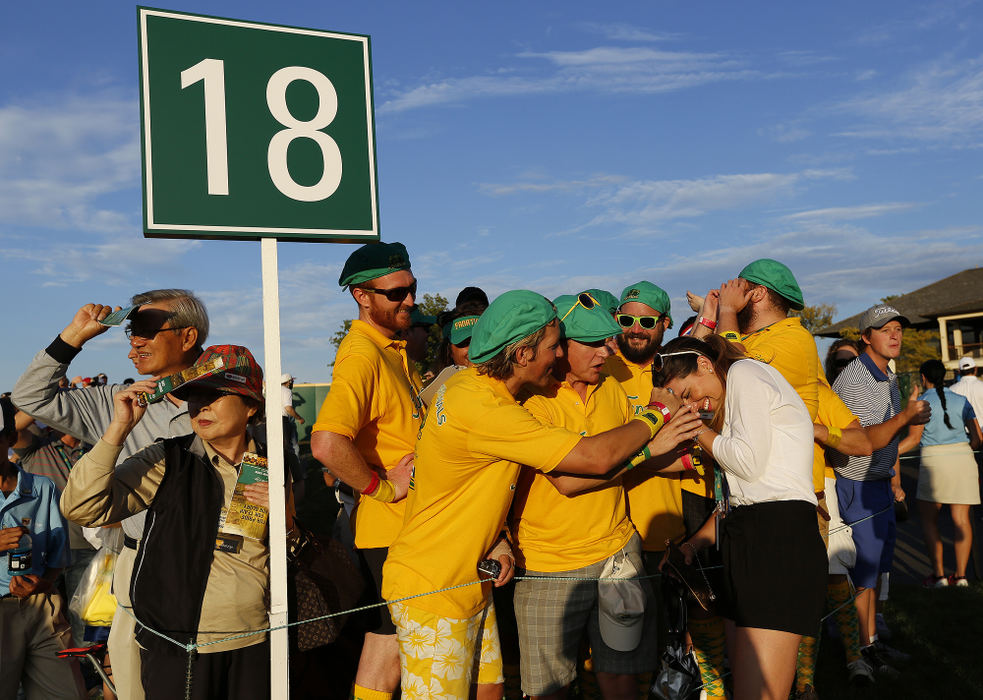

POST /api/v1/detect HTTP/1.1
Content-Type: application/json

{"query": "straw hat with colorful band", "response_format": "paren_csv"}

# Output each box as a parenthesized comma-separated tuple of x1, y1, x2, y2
(468, 290, 557, 365)
(171, 345, 264, 404)
(450, 315, 481, 345)
(338, 241, 411, 287)
(738, 258, 804, 311)
(554, 293, 623, 343)
(584, 288, 620, 316)
(618, 282, 673, 328)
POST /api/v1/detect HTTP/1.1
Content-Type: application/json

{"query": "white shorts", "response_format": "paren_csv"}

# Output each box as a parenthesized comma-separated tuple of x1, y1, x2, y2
(825, 476, 857, 576)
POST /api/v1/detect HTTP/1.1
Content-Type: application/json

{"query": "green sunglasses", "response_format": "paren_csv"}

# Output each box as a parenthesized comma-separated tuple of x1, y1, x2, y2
(616, 313, 662, 330)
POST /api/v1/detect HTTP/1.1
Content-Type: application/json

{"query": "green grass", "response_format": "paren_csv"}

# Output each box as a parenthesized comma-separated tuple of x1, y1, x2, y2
(816, 582, 983, 699)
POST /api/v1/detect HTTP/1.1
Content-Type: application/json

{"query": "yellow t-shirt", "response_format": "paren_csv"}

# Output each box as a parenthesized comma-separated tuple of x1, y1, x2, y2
(604, 352, 687, 550)
(312, 319, 423, 548)
(817, 382, 861, 481)
(513, 376, 637, 572)
(382, 369, 582, 618)
(742, 318, 825, 492)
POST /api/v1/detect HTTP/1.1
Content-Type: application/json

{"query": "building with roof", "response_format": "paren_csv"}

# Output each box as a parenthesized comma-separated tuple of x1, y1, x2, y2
(816, 268, 983, 371)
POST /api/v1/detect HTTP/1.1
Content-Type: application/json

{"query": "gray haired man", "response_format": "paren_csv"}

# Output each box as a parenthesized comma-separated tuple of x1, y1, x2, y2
(13, 289, 208, 700)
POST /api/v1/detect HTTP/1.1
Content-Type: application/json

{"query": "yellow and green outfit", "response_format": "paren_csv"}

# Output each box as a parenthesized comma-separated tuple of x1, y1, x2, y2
(511, 376, 655, 694)
(313, 319, 423, 550)
(604, 351, 686, 550)
(382, 369, 581, 699)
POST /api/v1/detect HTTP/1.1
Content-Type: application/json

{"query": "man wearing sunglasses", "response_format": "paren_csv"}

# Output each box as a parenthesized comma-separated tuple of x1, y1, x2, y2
(12, 288, 208, 700)
(604, 283, 688, 574)
(311, 241, 422, 700)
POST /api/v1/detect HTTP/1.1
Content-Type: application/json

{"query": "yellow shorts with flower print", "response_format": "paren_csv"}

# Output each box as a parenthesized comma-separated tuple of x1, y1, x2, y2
(389, 600, 504, 699)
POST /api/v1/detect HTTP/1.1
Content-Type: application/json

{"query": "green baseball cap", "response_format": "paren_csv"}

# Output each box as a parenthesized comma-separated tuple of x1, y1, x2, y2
(554, 294, 623, 343)
(410, 307, 437, 327)
(338, 241, 411, 287)
(738, 258, 804, 311)
(618, 282, 673, 328)
(584, 288, 619, 315)
(449, 315, 481, 345)
(468, 291, 557, 365)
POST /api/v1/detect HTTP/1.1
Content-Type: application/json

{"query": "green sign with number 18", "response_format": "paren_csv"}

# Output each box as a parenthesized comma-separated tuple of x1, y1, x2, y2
(138, 7, 379, 241)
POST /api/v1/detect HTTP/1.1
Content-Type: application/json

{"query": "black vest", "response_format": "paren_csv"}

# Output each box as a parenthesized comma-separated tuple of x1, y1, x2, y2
(130, 434, 224, 655)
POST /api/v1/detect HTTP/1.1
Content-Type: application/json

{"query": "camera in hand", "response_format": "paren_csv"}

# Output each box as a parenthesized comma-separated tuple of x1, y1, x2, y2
(478, 559, 501, 579)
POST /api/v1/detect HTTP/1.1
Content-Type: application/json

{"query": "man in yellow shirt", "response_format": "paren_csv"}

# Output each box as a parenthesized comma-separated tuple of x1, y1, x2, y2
(311, 242, 422, 700)
(382, 290, 701, 700)
(603, 282, 687, 562)
(513, 294, 660, 699)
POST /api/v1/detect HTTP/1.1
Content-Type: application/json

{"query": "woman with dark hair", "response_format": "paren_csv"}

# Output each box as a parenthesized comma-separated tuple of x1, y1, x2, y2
(653, 335, 827, 700)
(899, 359, 981, 587)
(824, 338, 862, 385)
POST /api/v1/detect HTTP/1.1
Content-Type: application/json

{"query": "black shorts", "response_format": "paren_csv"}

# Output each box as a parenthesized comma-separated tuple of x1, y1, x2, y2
(718, 500, 827, 637)
(356, 547, 396, 635)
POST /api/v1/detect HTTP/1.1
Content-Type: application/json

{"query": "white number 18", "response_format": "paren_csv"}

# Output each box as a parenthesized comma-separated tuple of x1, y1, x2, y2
(180, 59, 343, 202)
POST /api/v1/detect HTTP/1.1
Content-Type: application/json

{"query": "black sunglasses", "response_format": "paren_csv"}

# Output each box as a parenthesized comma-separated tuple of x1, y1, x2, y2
(125, 325, 190, 340)
(359, 280, 417, 303)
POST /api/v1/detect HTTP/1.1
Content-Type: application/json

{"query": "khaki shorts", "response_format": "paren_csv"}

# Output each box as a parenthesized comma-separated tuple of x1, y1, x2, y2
(389, 600, 503, 699)
(513, 535, 658, 696)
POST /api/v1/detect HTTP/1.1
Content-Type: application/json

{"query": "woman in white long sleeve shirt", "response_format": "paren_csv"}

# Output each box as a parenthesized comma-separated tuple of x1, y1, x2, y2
(653, 335, 826, 700)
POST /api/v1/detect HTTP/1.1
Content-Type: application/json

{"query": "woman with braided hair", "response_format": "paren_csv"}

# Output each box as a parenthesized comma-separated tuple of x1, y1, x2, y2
(900, 359, 981, 587)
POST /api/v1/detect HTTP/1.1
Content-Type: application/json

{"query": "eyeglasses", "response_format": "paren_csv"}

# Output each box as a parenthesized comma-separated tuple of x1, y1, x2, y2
(125, 325, 190, 340)
(652, 350, 705, 372)
(616, 313, 662, 330)
(559, 293, 598, 323)
(358, 280, 417, 303)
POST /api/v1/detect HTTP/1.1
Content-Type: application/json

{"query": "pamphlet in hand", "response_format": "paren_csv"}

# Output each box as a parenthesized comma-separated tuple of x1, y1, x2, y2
(99, 306, 138, 327)
(137, 356, 225, 406)
(219, 452, 269, 541)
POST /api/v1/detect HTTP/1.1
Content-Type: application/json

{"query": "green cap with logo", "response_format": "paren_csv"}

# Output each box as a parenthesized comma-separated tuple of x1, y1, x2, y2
(410, 307, 437, 327)
(338, 241, 411, 287)
(584, 288, 619, 315)
(449, 315, 481, 345)
(738, 258, 804, 311)
(468, 291, 557, 365)
(618, 282, 673, 328)
(555, 294, 623, 343)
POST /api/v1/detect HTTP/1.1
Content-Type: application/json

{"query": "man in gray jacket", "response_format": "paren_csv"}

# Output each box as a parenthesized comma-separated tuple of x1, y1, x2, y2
(12, 289, 208, 700)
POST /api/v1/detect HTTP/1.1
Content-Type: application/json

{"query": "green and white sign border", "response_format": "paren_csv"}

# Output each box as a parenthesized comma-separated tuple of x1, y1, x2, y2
(137, 6, 380, 242)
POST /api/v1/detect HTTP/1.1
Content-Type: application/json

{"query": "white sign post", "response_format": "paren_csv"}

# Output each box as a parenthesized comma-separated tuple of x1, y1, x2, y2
(138, 8, 379, 698)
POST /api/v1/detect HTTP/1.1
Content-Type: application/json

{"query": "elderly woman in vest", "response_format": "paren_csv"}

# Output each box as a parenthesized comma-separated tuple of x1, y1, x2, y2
(62, 345, 286, 700)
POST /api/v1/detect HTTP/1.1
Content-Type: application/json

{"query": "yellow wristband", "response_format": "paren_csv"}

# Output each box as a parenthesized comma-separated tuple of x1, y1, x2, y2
(367, 478, 396, 503)
(826, 426, 842, 449)
(633, 411, 665, 440)
(721, 331, 740, 342)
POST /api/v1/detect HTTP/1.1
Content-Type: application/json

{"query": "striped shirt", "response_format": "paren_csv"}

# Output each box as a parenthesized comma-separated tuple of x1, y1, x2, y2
(830, 353, 900, 481)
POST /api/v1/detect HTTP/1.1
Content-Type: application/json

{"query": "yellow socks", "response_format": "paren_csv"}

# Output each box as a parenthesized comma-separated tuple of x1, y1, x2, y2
(689, 616, 726, 698)
(351, 684, 393, 700)
(827, 578, 862, 663)
(795, 635, 818, 693)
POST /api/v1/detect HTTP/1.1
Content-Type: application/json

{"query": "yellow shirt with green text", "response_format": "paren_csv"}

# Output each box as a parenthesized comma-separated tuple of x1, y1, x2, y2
(382, 369, 581, 618)
(604, 352, 687, 550)
(513, 376, 638, 572)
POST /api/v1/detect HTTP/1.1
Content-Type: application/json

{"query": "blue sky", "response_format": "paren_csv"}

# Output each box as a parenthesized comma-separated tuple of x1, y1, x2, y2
(2, 1, 982, 389)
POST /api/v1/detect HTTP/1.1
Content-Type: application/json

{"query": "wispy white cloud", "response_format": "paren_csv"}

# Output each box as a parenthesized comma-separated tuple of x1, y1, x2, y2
(578, 22, 683, 43)
(0, 91, 139, 232)
(852, 0, 976, 46)
(0, 233, 199, 288)
(836, 54, 983, 141)
(759, 122, 812, 143)
(775, 50, 839, 67)
(380, 45, 763, 113)
(481, 168, 854, 238)
(779, 202, 919, 222)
